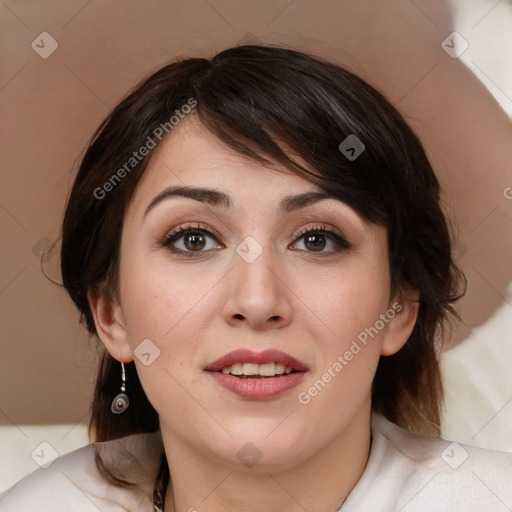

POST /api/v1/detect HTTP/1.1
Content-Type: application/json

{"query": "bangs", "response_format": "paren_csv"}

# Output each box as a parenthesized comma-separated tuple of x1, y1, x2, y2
(189, 45, 395, 226)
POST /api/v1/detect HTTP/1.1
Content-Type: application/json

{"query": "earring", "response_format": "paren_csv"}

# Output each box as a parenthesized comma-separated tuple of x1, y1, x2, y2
(111, 362, 130, 414)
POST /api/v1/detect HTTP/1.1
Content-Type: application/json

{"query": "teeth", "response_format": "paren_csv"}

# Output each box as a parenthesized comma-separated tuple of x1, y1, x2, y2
(230, 363, 243, 375)
(219, 362, 295, 376)
(275, 363, 285, 374)
(258, 363, 275, 376)
(243, 363, 260, 375)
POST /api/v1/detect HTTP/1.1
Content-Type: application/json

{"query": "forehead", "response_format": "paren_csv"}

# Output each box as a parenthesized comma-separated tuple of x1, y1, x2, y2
(120, 116, 388, 259)
(129, 116, 330, 212)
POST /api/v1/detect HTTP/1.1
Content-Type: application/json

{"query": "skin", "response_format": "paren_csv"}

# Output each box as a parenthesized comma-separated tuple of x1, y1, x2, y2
(89, 116, 419, 512)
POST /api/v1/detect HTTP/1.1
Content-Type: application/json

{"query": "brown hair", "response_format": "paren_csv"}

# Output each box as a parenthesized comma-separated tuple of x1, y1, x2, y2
(60, 44, 465, 486)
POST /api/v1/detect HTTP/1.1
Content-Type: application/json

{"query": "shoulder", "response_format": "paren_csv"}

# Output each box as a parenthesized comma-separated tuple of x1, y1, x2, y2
(0, 431, 163, 512)
(342, 414, 512, 511)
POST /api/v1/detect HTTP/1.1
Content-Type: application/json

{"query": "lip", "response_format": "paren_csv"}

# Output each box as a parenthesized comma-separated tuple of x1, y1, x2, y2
(204, 348, 309, 372)
(204, 349, 309, 401)
(208, 371, 307, 400)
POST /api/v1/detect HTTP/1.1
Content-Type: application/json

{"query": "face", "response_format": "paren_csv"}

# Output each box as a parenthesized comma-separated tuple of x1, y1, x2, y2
(97, 116, 413, 471)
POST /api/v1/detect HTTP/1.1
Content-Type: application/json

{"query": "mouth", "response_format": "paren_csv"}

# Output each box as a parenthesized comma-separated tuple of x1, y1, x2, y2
(214, 363, 301, 379)
(204, 348, 309, 375)
(204, 349, 308, 400)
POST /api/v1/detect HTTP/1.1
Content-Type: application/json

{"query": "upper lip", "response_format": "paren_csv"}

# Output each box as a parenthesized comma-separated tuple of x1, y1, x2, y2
(204, 349, 309, 372)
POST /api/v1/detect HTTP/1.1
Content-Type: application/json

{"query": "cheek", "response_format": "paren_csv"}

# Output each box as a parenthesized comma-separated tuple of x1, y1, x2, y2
(117, 255, 215, 416)
(118, 243, 214, 341)
(295, 277, 388, 438)
(304, 256, 391, 346)
(117, 250, 223, 403)
(297, 253, 390, 401)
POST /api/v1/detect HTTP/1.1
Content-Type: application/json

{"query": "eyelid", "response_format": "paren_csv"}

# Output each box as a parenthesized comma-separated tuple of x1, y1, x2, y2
(159, 221, 352, 257)
(161, 222, 223, 246)
(292, 223, 349, 243)
(291, 224, 352, 252)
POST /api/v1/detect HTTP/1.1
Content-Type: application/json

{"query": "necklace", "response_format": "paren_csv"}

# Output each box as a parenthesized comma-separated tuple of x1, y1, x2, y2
(151, 455, 346, 512)
(152, 452, 169, 512)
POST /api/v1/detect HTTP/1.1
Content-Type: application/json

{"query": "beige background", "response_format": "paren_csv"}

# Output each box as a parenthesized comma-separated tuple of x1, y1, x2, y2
(0, 0, 511, 444)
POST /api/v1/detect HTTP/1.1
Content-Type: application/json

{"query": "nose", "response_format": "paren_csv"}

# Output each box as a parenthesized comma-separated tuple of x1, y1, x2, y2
(221, 243, 294, 331)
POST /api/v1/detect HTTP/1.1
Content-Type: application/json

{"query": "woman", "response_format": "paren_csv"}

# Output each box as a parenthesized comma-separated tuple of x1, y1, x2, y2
(1, 44, 511, 511)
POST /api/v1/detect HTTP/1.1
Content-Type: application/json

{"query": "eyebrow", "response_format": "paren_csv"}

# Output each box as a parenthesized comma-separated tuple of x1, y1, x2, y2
(143, 186, 337, 219)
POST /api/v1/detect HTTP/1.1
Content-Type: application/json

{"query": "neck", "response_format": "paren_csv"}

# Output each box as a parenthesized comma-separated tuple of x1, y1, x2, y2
(161, 405, 372, 512)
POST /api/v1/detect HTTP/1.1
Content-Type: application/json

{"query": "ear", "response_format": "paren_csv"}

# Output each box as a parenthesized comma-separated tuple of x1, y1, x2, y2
(380, 287, 420, 356)
(87, 288, 133, 363)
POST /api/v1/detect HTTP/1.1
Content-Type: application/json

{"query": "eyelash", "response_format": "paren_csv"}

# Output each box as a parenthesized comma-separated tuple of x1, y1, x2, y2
(159, 222, 351, 257)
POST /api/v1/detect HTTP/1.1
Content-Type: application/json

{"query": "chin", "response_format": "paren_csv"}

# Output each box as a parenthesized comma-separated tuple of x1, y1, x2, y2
(213, 443, 307, 473)
(211, 427, 308, 469)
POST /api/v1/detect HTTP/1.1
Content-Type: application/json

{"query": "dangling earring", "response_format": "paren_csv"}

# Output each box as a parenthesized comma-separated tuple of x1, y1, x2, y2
(111, 362, 129, 414)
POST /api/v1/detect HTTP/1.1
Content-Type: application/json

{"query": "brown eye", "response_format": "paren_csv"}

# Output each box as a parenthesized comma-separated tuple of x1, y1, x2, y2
(161, 223, 221, 256)
(304, 233, 327, 252)
(292, 226, 351, 255)
(183, 232, 206, 251)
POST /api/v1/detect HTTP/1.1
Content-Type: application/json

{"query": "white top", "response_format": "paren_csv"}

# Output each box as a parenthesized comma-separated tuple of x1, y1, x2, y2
(1, 413, 511, 511)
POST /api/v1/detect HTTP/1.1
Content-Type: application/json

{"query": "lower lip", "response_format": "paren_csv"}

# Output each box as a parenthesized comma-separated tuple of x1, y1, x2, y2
(207, 371, 307, 400)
